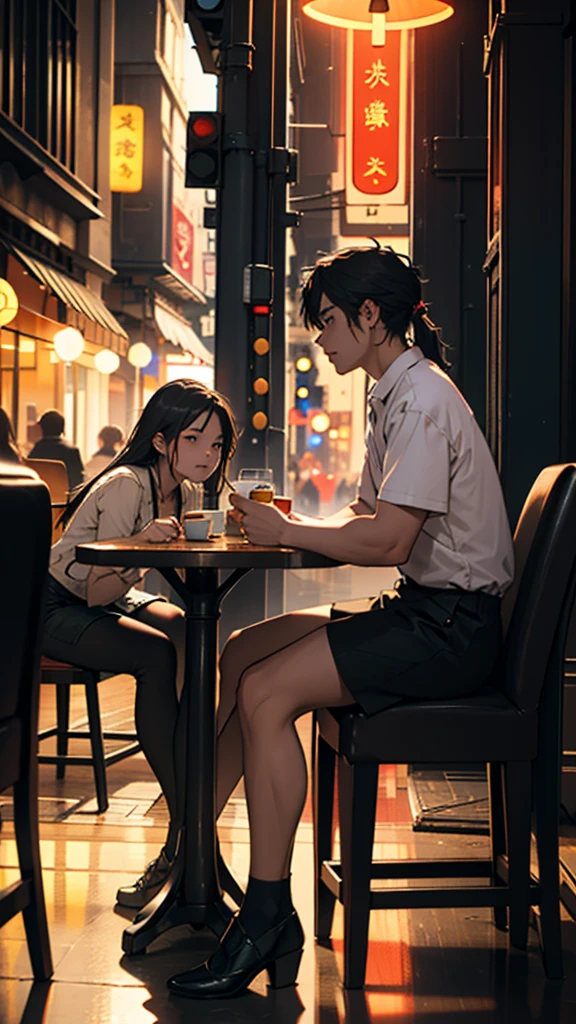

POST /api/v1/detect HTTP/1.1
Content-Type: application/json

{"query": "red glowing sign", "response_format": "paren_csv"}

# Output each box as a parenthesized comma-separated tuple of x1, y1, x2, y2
(351, 31, 401, 196)
(171, 206, 194, 284)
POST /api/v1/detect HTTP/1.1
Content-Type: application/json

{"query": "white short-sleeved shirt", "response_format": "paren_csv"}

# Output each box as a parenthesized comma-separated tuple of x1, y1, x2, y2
(357, 346, 514, 596)
(50, 465, 201, 609)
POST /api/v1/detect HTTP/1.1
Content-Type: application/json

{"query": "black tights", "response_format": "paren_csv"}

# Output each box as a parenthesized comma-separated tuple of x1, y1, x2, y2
(43, 602, 186, 859)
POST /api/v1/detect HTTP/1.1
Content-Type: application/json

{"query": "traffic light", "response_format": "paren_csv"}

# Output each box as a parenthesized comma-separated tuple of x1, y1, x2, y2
(187, 0, 225, 28)
(186, 112, 222, 188)
(186, 2, 226, 74)
(295, 353, 315, 414)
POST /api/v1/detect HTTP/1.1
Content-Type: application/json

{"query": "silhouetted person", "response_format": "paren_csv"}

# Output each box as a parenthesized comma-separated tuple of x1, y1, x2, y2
(29, 409, 84, 491)
(0, 407, 22, 464)
(84, 424, 125, 480)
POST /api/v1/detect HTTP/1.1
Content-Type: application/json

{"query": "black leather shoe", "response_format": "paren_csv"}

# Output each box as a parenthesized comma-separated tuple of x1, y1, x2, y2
(167, 911, 304, 999)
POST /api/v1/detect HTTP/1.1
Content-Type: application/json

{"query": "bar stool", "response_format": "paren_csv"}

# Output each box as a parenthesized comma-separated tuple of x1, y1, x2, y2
(38, 657, 141, 813)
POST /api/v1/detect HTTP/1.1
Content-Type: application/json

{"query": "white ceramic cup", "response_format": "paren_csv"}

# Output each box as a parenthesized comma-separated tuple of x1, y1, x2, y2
(184, 517, 212, 541)
(199, 508, 225, 535)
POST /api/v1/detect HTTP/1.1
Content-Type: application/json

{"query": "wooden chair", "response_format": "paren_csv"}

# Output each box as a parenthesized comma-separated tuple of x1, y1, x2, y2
(0, 461, 53, 979)
(313, 464, 576, 987)
(23, 458, 69, 543)
(24, 459, 140, 812)
(37, 659, 141, 814)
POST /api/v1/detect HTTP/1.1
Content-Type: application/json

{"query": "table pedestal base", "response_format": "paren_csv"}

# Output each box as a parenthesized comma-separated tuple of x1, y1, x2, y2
(122, 567, 248, 955)
(121, 832, 243, 954)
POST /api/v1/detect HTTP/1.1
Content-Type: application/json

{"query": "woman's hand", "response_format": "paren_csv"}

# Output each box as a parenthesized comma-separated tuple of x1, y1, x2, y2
(229, 494, 288, 546)
(137, 516, 183, 543)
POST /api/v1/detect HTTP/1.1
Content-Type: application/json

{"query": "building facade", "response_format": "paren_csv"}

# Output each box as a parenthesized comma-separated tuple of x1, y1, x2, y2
(109, 0, 215, 415)
(0, 0, 214, 461)
(0, 0, 129, 457)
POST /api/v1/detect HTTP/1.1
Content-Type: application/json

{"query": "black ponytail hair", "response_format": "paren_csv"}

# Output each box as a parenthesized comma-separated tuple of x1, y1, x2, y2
(60, 378, 237, 529)
(300, 242, 450, 373)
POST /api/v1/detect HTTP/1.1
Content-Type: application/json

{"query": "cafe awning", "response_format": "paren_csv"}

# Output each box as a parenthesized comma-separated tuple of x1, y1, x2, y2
(154, 301, 213, 366)
(9, 245, 129, 355)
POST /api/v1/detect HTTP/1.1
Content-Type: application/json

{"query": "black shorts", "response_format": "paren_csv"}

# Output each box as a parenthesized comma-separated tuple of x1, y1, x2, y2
(325, 577, 503, 716)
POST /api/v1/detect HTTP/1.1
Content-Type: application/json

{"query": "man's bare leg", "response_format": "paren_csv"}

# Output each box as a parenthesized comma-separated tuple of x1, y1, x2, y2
(215, 606, 332, 817)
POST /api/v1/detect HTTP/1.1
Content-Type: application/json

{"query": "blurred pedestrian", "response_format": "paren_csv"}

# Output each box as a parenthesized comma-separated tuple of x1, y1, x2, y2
(29, 409, 84, 491)
(84, 424, 125, 480)
(334, 474, 356, 509)
(0, 407, 22, 464)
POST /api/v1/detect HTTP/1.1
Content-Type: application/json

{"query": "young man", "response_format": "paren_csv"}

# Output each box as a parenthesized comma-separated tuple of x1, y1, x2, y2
(168, 244, 514, 999)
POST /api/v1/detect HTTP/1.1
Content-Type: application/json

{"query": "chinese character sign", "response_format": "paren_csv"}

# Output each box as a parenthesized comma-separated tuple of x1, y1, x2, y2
(352, 32, 400, 195)
(110, 105, 144, 193)
(171, 206, 194, 284)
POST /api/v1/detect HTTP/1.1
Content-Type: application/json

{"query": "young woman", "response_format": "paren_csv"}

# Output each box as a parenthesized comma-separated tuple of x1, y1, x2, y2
(43, 379, 236, 909)
(168, 245, 514, 999)
(0, 407, 22, 463)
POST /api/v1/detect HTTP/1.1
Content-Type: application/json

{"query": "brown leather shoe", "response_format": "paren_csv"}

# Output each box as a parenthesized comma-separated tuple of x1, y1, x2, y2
(115, 848, 172, 909)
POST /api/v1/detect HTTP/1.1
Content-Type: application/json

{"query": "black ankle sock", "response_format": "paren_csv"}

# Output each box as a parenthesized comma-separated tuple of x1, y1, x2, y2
(238, 875, 294, 941)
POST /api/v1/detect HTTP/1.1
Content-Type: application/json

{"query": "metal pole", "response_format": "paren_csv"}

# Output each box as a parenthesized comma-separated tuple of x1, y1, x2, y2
(243, 0, 276, 472)
(214, 0, 254, 473)
(269, 0, 289, 494)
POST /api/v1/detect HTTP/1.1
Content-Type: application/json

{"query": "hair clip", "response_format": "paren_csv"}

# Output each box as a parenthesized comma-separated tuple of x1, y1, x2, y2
(413, 300, 427, 316)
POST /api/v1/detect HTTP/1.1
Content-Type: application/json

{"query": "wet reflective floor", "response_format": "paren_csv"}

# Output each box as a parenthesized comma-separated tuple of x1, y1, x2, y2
(2, 566, 576, 1022)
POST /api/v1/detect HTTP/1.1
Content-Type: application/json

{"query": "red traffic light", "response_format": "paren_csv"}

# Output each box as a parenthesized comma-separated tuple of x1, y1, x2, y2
(192, 115, 217, 139)
(186, 112, 222, 188)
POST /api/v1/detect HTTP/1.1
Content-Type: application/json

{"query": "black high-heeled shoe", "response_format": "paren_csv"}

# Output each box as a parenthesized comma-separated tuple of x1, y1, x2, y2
(167, 910, 304, 999)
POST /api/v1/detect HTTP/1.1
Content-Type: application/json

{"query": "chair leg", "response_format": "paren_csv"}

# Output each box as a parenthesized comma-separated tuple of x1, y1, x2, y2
(13, 776, 53, 980)
(505, 761, 532, 950)
(533, 751, 564, 979)
(313, 722, 337, 940)
(55, 684, 70, 781)
(338, 756, 378, 989)
(488, 761, 508, 931)
(84, 673, 108, 814)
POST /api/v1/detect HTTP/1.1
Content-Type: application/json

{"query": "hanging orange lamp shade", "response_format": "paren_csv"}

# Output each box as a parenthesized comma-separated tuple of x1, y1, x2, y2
(302, 0, 454, 33)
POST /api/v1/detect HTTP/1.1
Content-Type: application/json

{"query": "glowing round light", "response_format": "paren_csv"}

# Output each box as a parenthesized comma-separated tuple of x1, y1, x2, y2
(54, 327, 85, 362)
(296, 355, 312, 373)
(94, 349, 120, 374)
(253, 337, 270, 356)
(253, 377, 269, 396)
(0, 279, 19, 327)
(328, 428, 339, 439)
(192, 115, 217, 139)
(302, 0, 454, 32)
(309, 434, 323, 447)
(296, 386, 309, 399)
(310, 412, 330, 433)
(128, 342, 153, 368)
(252, 411, 268, 431)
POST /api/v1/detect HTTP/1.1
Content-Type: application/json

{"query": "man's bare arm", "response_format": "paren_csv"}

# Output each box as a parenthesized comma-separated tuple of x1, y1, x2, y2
(281, 500, 426, 566)
(287, 497, 372, 525)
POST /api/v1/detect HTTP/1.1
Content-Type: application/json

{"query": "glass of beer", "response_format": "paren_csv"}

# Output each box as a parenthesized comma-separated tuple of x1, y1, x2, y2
(249, 483, 275, 503)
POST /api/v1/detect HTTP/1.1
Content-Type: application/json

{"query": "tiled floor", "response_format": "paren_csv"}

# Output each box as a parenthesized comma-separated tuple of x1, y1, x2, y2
(2, 566, 576, 1021)
(3, 688, 576, 1023)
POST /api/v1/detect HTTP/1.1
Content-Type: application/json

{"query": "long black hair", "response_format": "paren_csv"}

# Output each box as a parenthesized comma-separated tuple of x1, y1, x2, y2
(61, 379, 237, 528)
(0, 407, 21, 463)
(300, 242, 450, 372)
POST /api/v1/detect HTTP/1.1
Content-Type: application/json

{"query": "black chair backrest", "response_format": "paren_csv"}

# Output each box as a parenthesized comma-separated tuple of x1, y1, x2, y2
(502, 464, 576, 712)
(0, 462, 52, 725)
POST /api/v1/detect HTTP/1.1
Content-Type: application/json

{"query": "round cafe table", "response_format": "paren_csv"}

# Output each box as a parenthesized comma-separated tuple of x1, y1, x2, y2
(75, 535, 338, 954)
